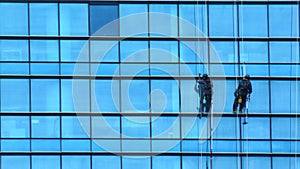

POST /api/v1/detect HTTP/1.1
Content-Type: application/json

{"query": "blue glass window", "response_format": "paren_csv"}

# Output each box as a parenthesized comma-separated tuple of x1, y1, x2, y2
(31, 139, 60, 152)
(213, 117, 239, 139)
(0, 40, 28, 61)
(90, 5, 118, 36)
(30, 63, 59, 75)
(209, 5, 237, 37)
(180, 41, 208, 63)
(90, 40, 119, 62)
(179, 4, 207, 36)
(180, 80, 199, 112)
(1, 116, 29, 138)
(272, 117, 300, 139)
(270, 42, 299, 63)
(92, 80, 120, 112)
(152, 116, 180, 138)
(0, 63, 29, 75)
(123, 140, 151, 152)
(31, 116, 60, 138)
(213, 140, 239, 152)
(62, 156, 90, 169)
(152, 156, 180, 169)
(273, 157, 300, 169)
(1, 156, 30, 169)
(182, 156, 207, 169)
(272, 141, 299, 153)
(271, 81, 298, 113)
(149, 4, 178, 37)
(122, 116, 150, 138)
(32, 156, 60, 169)
(1, 139, 30, 152)
(61, 79, 90, 112)
(92, 116, 120, 138)
(30, 3, 58, 36)
(242, 141, 270, 152)
(0, 3, 28, 35)
(239, 5, 267, 37)
(150, 41, 178, 62)
(210, 41, 237, 63)
(92, 156, 120, 169)
(213, 157, 238, 169)
(269, 5, 298, 37)
(242, 117, 270, 139)
(121, 80, 149, 112)
(123, 156, 150, 169)
(120, 63, 149, 76)
(242, 157, 271, 169)
(239, 41, 268, 63)
(62, 140, 90, 152)
(120, 4, 148, 36)
(1, 79, 29, 112)
(30, 40, 59, 61)
(60, 40, 89, 62)
(120, 40, 148, 62)
(62, 116, 90, 138)
(60, 3, 88, 36)
(31, 79, 60, 112)
(151, 80, 179, 112)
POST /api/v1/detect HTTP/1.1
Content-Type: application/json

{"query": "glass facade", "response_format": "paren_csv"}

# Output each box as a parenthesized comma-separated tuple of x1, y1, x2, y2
(0, 1, 299, 169)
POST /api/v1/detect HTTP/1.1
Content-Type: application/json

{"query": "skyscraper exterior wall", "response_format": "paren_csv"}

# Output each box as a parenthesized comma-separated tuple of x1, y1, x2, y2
(0, 0, 299, 169)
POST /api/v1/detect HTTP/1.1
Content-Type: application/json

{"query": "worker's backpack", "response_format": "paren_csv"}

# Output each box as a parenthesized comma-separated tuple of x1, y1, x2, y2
(238, 80, 249, 96)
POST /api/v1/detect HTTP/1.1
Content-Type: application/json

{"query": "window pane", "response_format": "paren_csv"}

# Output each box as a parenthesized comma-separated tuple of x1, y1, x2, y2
(182, 140, 209, 152)
(90, 40, 119, 62)
(242, 141, 270, 152)
(31, 79, 60, 112)
(62, 116, 90, 138)
(90, 5, 118, 36)
(32, 156, 60, 169)
(1, 116, 29, 138)
(239, 5, 267, 37)
(30, 40, 59, 61)
(31, 116, 60, 138)
(150, 4, 178, 37)
(0, 3, 28, 35)
(31, 63, 59, 75)
(179, 4, 207, 36)
(123, 156, 150, 169)
(61, 79, 90, 112)
(213, 117, 239, 139)
(120, 4, 148, 36)
(92, 80, 120, 112)
(120, 63, 149, 76)
(269, 5, 298, 37)
(273, 157, 299, 169)
(62, 156, 90, 169)
(121, 80, 149, 112)
(248, 80, 270, 113)
(150, 64, 179, 76)
(271, 81, 294, 113)
(272, 141, 299, 153)
(209, 5, 237, 37)
(60, 3, 88, 36)
(1, 139, 30, 152)
(242, 117, 270, 139)
(1, 79, 29, 112)
(150, 41, 178, 62)
(1, 156, 30, 169)
(122, 116, 150, 138)
(180, 41, 208, 63)
(0, 40, 28, 61)
(120, 40, 148, 62)
(213, 157, 238, 169)
(151, 80, 179, 112)
(272, 117, 300, 139)
(60, 40, 89, 62)
(210, 41, 237, 63)
(152, 116, 180, 138)
(270, 42, 299, 63)
(31, 139, 60, 152)
(62, 140, 90, 152)
(92, 116, 120, 138)
(152, 156, 180, 169)
(181, 117, 207, 139)
(240, 41, 268, 63)
(30, 3, 58, 36)
(182, 156, 207, 169)
(213, 140, 239, 152)
(180, 80, 199, 112)
(242, 157, 271, 169)
(0, 63, 29, 75)
(92, 156, 120, 169)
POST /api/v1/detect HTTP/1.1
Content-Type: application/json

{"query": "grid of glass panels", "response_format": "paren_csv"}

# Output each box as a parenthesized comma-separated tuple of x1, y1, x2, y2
(0, 1, 299, 169)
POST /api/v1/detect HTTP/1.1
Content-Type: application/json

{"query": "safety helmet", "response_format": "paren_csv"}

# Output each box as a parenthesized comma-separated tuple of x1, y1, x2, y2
(244, 74, 250, 79)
